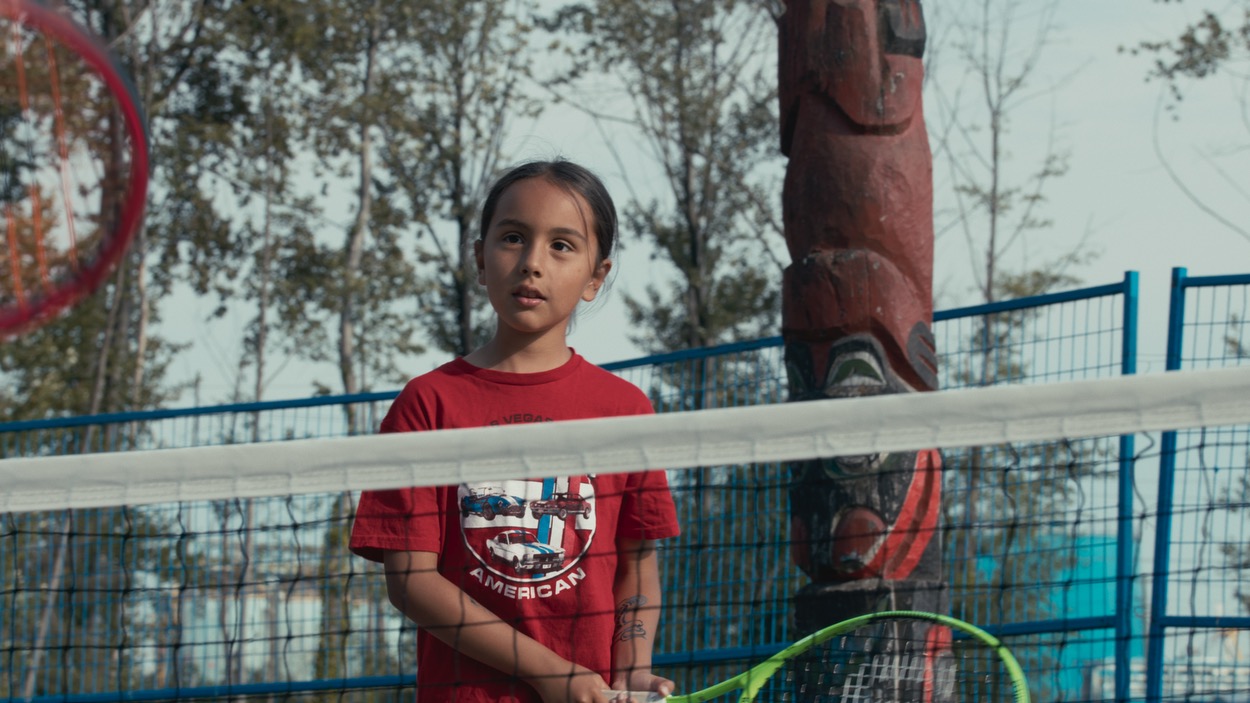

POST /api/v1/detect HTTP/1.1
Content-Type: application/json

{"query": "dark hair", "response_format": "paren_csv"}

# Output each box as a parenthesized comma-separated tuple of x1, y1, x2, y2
(478, 160, 618, 262)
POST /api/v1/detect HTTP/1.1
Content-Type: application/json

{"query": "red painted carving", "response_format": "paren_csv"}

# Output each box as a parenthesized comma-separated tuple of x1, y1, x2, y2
(780, 0, 934, 394)
(780, 0, 945, 632)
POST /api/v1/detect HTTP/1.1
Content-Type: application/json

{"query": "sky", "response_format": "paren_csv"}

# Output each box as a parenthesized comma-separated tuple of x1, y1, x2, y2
(164, 0, 1250, 404)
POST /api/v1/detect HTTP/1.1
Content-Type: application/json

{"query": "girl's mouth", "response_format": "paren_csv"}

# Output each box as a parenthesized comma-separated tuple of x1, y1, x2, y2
(513, 287, 545, 306)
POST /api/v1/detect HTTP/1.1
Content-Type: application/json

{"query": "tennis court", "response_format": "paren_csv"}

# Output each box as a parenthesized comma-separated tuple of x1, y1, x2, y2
(3, 269, 1249, 702)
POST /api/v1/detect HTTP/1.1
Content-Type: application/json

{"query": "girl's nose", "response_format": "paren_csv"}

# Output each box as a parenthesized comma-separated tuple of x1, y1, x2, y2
(520, 247, 544, 276)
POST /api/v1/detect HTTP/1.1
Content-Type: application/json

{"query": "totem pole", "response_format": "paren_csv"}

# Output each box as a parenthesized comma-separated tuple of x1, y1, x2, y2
(779, 0, 946, 660)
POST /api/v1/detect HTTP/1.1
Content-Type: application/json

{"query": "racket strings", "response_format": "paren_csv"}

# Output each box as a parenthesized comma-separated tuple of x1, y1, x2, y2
(4, 14, 29, 306)
(771, 623, 1018, 703)
(44, 30, 78, 271)
(837, 652, 928, 703)
(4, 12, 59, 307)
(3, 4, 109, 322)
(832, 630, 932, 703)
(5, 205, 24, 305)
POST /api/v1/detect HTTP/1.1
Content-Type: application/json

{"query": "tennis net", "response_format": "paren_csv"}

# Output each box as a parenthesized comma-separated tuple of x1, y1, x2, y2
(2, 367, 1250, 703)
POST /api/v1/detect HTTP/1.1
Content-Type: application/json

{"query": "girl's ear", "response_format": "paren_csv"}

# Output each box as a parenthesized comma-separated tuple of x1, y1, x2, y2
(582, 258, 612, 302)
(474, 240, 485, 285)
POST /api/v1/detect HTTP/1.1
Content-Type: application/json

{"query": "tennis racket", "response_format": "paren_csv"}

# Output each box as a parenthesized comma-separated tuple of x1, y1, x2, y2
(1, 0, 149, 338)
(608, 610, 1028, 703)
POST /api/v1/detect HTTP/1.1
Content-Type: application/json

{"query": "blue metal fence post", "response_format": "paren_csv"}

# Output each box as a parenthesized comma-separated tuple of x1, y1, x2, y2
(1146, 266, 1188, 703)
(1115, 271, 1139, 703)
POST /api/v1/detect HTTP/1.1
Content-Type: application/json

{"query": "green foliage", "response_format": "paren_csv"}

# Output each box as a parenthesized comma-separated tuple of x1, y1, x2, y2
(172, 0, 422, 400)
(1, 0, 192, 424)
(548, 0, 783, 354)
(0, 278, 183, 429)
(377, 0, 540, 357)
(623, 206, 779, 353)
(1127, 2, 1250, 104)
(1, 99, 31, 204)
(1121, 2, 1250, 244)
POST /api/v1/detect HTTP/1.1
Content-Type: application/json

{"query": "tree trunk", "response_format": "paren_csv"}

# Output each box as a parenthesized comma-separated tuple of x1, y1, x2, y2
(453, 63, 474, 357)
(130, 233, 149, 431)
(339, 19, 380, 434)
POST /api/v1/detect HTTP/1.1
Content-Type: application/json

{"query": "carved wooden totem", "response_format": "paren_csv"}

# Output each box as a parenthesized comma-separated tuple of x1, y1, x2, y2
(779, 0, 946, 654)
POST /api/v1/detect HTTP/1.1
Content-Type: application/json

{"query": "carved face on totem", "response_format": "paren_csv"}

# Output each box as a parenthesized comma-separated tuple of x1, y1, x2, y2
(779, 0, 926, 154)
(779, 0, 941, 587)
(787, 334, 942, 583)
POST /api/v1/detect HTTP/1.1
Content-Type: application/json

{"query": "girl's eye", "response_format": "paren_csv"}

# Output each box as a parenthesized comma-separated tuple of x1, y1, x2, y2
(552, 241, 573, 252)
(502, 233, 523, 244)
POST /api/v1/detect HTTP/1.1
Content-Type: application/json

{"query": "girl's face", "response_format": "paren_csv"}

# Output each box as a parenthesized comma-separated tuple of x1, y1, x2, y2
(475, 177, 611, 342)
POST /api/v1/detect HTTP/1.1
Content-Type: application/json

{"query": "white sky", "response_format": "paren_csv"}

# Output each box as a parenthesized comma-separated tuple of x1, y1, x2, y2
(166, 0, 1250, 404)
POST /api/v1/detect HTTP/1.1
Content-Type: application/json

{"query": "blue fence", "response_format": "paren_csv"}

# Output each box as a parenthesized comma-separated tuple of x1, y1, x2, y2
(1145, 268, 1250, 703)
(2, 270, 1247, 702)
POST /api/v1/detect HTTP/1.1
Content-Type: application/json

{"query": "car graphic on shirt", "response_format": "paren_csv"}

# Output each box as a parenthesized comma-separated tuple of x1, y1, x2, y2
(529, 492, 592, 520)
(486, 529, 566, 572)
(460, 487, 526, 520)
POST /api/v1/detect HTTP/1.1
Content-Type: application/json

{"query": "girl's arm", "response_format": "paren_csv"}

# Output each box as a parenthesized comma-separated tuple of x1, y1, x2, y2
(383, 550, 610, 703)
(610, 539, 675, 696)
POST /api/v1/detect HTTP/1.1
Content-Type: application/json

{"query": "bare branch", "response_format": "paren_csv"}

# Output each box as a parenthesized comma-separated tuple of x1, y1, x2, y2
(1152, 89, 1250, 244)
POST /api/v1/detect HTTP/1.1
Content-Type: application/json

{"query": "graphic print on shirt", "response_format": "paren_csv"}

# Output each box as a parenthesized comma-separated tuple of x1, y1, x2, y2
(459, 476, 595, 583)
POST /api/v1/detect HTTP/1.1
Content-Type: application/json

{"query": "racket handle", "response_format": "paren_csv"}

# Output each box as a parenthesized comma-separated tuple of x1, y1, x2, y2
(603, 691, 667, 703)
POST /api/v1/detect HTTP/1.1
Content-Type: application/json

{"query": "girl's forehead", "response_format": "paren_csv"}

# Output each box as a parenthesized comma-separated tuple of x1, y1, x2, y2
(493, 178, 595, 231)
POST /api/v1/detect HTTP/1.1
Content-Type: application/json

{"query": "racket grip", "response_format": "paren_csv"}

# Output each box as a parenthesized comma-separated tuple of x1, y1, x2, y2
(603, 691, 667, 703)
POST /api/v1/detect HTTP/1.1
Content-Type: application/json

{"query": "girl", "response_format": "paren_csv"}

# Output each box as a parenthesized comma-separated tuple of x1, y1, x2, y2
(350, 160, 680, 703)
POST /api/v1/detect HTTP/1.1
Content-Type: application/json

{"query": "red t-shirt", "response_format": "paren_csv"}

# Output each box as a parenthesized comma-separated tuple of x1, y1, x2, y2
(350, 353, 680, 703)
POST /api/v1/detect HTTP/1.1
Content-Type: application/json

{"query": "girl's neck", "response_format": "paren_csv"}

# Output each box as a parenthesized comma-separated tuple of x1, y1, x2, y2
(463, 329, 573, 374)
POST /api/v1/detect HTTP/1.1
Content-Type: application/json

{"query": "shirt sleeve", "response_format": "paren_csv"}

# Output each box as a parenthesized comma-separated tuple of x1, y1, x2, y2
(617, 469, 680, 541)
(349, 381, 445, 562)
(613, 384, 679, 541)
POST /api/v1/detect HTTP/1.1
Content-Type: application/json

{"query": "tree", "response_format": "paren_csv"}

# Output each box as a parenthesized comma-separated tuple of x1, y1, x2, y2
(1217, 326, 1250, 618)
(281, 0, 425, 427)
(926, 0, 1083, 321)
(0, 300, 181, 439)
(550, 0, 784, 356)
(1132, 1, 1250, 92)
(168, 0, 328, 416)
(926, 5, 1099, 697)
(379, 0, 540, 358)
(2, 3, 415, 696)
(0, 0, 193, 429)
(1, 3, 279, 697)
(0, 9, 220, 689)
(1223, 471, 1250, 616)
(1125, 0, 1250, 244)
(938, 268, 1106, 703)
(1130, 4, 1250, 618)
(0, 501, 192, 698)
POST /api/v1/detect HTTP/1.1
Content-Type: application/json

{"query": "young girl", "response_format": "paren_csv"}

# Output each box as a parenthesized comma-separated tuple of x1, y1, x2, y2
(350, 160, 680, 703)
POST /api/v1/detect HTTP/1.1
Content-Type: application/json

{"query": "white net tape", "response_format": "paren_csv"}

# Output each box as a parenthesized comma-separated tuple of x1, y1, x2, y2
(3, 366, 1250, 513)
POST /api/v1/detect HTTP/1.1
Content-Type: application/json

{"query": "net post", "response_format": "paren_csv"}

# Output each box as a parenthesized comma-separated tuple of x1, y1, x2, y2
(1145, 266, 1188, 703)
(1114, 270, 1139, 703)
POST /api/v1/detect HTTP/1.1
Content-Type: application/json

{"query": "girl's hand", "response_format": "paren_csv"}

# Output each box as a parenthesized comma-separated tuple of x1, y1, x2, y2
(529, 663, 611, 703)
(609, 671, 675, 701)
